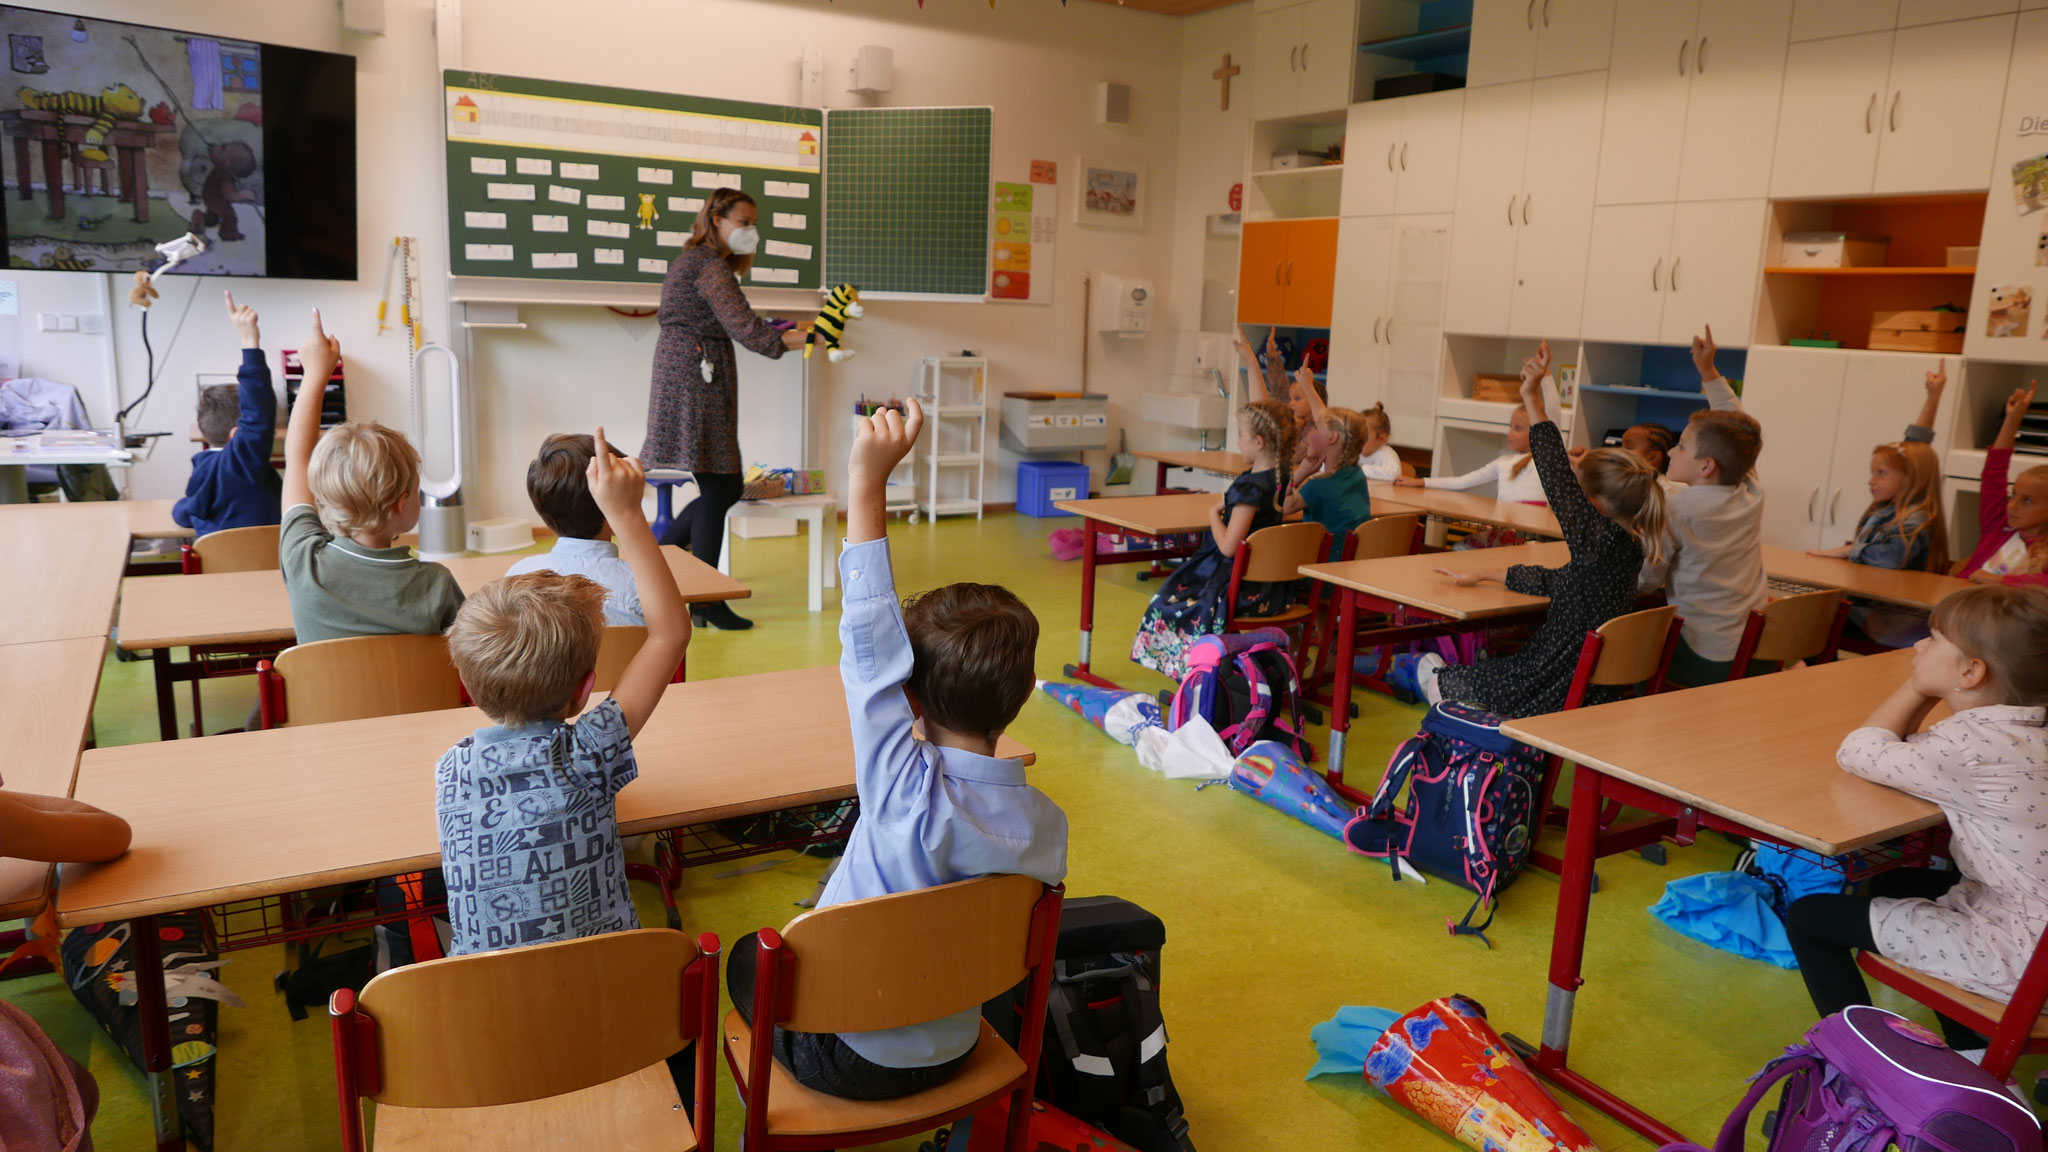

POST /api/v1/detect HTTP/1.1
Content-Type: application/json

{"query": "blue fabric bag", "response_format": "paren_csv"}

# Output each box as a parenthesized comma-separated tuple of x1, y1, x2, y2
(1649, 844, 1844, 968)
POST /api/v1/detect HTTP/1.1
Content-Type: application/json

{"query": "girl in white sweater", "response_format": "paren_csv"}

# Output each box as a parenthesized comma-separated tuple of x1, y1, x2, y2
(1356, 403, 1403, 483)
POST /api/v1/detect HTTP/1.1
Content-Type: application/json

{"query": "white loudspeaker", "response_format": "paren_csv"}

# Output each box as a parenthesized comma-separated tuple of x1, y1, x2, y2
(849, 45, 894, 94)
(341, 0, 385, 35)
(1097, 81, 1131, 126)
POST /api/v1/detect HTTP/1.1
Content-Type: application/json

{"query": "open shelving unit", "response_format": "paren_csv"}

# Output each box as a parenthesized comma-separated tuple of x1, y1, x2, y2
(1355, 0, 1471, 92)
(914, 356, 988, 521)
(1575, 342, 1749, 451)
(1756, 194, 1987, 350)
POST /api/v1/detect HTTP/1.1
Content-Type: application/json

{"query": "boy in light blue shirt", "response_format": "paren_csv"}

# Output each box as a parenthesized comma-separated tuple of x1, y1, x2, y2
(726, 398, 1067, 1101)
(506, 432, 644, 625)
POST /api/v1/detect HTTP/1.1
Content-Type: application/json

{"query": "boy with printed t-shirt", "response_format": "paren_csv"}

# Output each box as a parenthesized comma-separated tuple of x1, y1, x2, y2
(434, 428, 690, 956)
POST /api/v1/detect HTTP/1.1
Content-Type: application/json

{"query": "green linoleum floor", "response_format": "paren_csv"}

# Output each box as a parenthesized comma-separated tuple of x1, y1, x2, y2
(21, 509, 2044, 1150)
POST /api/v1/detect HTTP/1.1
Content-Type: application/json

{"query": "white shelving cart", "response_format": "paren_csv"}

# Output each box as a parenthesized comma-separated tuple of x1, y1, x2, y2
(914, 356, 988, 521)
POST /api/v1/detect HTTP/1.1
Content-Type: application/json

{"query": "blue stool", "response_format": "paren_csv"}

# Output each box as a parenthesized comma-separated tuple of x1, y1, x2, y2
(645, 469, 695, 542)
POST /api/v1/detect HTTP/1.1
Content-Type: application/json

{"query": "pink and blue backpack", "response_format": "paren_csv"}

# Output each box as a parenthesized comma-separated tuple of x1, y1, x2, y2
(1341, 701, 1546, 945)
(1168, 628, 1309, 761)
(1662, 1004, 2038, 1152)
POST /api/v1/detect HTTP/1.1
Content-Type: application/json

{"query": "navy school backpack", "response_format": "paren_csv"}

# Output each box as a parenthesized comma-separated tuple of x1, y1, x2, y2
(1167, 627, 1310, 761)
(1341, 701, 1547, 945)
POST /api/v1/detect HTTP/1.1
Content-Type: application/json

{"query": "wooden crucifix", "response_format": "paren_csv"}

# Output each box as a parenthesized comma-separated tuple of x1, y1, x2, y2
(1213, 53, 1241, 112)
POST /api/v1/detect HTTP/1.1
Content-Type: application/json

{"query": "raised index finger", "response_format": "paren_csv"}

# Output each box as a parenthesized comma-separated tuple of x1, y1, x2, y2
(224, 289, 236, 312)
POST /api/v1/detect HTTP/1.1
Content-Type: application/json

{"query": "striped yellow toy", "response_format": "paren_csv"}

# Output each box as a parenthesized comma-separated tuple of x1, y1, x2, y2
(805, 283, 863, 362)
(16, 84, 144, 163)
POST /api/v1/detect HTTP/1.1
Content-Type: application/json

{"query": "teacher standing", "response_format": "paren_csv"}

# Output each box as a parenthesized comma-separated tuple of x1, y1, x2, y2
(642, 187, 806, 631)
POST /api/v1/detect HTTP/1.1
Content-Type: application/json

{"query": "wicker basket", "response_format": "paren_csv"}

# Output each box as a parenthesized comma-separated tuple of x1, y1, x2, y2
(741, 475, 789, 501)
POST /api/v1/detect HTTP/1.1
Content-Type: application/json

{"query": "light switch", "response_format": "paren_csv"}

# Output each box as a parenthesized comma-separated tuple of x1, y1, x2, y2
(78, 314, 106, 334)
(37, 313, 59, 332)
(55, 314, 77, 331)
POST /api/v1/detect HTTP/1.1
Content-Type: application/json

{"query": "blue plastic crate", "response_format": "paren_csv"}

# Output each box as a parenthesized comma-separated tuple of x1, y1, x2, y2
(1017, 460, 1092, 517)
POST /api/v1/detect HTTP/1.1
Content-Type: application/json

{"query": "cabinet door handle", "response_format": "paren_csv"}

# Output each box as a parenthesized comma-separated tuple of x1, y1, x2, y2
(1526, 0, 1537, 30)
(1400, 142, 1408, 170)
(1301, 43, 1309, 72)
(1652, 256, 1663, 292)
(1373, 317, 1383, 343)
(1522, 194, 1531, 226)
(1285, 261, 1294, 286)
(1679, 38, 1690, 76)
(1696, 36, 1707, 72)
(1385, 317, 1395, 341)
(1275, 262, 1283, 286)
(1889, 90, 1900, 133)
(1290, 45, 1299, 73)
(1542, 0, 1553, 27)
(1507, 194, 1517, 225)
(1829, 488, 1842, 524)
(1670, 257, 1681, 291)
(1865, 92, 1876, 134)
(1388, 142, 1397, 171)
(1807, 486, 1818, 523)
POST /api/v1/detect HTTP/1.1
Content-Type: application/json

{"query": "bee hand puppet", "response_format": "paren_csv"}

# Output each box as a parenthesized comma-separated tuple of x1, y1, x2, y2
(805, 284, 863, 363)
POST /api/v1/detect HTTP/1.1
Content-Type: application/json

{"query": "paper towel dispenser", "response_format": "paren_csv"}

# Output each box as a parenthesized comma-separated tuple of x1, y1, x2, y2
(1093, 274, 1152, 338)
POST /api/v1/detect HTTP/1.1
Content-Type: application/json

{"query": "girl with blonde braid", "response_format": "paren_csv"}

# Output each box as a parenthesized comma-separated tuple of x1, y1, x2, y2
(1131, 399, 1298, 679)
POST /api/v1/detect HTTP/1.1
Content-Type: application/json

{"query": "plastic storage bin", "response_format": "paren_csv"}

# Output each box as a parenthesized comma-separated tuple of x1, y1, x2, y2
(1017, 460, 1092, 517)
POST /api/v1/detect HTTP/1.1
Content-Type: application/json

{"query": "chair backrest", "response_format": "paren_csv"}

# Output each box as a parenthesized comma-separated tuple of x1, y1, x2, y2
(593, 626, 647, 693)
(1748, 588, 1846, 666)
(1351, 513, 1421, 562)
(345, 928, 713, 1110)
(192, 524, 281, 574)
(1587, 605, 1679, 689)
(1399, 460, 1418, 479)
(266, 634, 463, 727)
(1239, 521, 1330, 584)
(774, 874, 1047, 1035)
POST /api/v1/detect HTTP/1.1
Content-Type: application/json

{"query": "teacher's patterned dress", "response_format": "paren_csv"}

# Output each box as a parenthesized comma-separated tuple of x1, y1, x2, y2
(641, 246, 786, 472)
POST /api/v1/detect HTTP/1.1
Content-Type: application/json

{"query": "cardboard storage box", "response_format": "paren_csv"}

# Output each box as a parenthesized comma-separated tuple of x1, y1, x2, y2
(1269, 151, 1327, 170)
(1781, 232, 1888, 268)
(1946, 246, 1979, 267)
(1473, 373, 1521, 403)
(1868, 310, 1966, 354)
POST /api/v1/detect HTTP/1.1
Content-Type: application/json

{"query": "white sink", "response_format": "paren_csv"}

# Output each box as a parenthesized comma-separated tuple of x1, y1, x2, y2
(1142, 391, 1227, 430)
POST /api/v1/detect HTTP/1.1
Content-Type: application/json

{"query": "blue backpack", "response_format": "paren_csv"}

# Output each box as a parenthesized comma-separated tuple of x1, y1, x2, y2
(1341, 701, 1547, 945)
(1167, 628, 1309, 761)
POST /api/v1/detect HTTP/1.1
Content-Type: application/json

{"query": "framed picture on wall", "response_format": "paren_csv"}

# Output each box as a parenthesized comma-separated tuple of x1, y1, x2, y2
(1076, 158, 1146, 231)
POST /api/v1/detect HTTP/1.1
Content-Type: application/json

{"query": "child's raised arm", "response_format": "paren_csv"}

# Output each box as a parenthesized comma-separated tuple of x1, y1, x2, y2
(1519, 339, 1554, 426)
(586, 427, 689, 736)
(1910, 360, 1946, 438)
(281, 309, 337, 511)
(849, 399, 923, 544)
(1993, 381, 2036, 451)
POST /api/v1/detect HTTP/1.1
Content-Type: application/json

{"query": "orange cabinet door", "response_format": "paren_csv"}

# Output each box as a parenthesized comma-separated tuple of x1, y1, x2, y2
(1283, 218, 1340, 327)
(1237, 221, 1290, 325)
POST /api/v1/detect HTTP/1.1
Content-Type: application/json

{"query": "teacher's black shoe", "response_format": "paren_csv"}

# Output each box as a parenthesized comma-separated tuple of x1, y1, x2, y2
(692, 602, 754, 631)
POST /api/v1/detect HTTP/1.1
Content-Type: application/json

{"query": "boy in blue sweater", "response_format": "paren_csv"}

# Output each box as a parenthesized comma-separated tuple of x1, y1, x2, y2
(171, 292, 282, 538)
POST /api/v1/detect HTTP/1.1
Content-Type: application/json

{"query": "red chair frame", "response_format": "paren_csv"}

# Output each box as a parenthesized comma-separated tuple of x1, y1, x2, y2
(1858, 920, 2048, 1081)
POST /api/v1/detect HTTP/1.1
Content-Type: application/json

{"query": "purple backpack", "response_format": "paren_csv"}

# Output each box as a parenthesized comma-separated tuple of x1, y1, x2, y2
(1168, 628, 1309, 760)
(1662, 1005, 2039, 1152)
(1341, 701, 1546, 945)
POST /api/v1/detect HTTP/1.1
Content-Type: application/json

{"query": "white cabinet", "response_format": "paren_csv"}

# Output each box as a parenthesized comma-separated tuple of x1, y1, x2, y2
(1581, 200, 1764, 344)
(1771, 15, 2014, 197)
(1597, 0, 1790, 205)
(1254, 0, 1363, 119)
(1791, 0, 1896, 41)
(1469, 0, 1618, 86)
(1742, 346, 1948, 549)
(1340, 90, 1466, 219)
(1897, 0, 2016, 26)
(1329, 216, 1396, 406)
(1445, 83, 1532, 333)
(1328, 215, 1454, 448)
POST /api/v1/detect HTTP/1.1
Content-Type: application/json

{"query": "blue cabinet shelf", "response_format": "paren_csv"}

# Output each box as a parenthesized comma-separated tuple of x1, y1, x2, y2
(1358, 24, 1472, 61)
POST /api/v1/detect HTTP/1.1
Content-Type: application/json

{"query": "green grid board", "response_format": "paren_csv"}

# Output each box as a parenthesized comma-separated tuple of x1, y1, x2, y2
(823, 108, 991, 298)
(443, 71, 823, 288)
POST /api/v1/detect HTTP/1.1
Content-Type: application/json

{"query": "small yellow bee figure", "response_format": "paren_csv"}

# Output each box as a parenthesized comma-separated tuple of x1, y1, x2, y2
(635, 193, 658, 231)
(805, 283, 863, 362)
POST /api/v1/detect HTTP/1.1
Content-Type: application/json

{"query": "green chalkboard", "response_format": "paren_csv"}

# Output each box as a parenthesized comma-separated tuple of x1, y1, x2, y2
(823, 107, 992, 299)
(443, 71, 824, 288)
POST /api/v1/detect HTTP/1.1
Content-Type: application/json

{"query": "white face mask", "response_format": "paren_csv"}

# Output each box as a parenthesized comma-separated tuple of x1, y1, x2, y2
(726, 225, 760, 255)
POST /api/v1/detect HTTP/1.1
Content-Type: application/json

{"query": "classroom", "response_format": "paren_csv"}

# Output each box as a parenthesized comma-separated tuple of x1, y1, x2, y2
(2, 0, 2047, 1148)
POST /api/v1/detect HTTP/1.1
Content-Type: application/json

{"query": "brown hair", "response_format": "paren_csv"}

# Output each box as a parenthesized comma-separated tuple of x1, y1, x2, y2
(526, 433, 627, 540)
(1625, 423, 1676, 474)
(1687, 409, 1764, 484)
(1578, 448, 1669, 570)
(308, 420, 419, 537)
(1241, 398, 1298, 514)
(686, 187, 756, 274)
(1319, 408, 1370, 472)
(901, 583, 1039, 739)
(1928, 584, 2048, 705)
(1360, 402, 1392, 443)
(197, 384, 240, 447)
(1862, 441, 1950, 573)
(447, 572, 608, 727)
(1507, 405, 1536, 480)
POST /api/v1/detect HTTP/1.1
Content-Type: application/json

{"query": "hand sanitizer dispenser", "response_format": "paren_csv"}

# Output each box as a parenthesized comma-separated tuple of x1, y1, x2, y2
(1094, 274, 1153, 338)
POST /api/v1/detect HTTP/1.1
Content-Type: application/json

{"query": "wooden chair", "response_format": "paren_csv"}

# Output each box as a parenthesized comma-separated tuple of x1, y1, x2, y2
(1399, 460, 1418, 479)
(256, 634, 464, 729)
(1527, 605, 1683, 876)
(1306, 514, 1424, 704)
(724, 876, 1064, 1152)
(179, 524, 281, 574)
(329, 927, 721, 1152)
(177, 524, 284, 734)
(1222, 521, 1330, 645)
(1725, 588, 1847, 678)
(592, 626, 687, 690)
(1858, 921, 2048, 1082)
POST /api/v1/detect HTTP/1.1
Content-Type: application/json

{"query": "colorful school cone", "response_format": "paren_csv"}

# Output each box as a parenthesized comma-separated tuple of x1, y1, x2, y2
(1365, 996, 1602, 1152)
(1037, 680, 1163, 747)
(1228, 740, 1353, 839)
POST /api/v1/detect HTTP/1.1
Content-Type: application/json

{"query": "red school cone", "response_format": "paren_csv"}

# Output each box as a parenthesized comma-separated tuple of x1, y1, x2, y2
(1365, 996, 1602, 1152)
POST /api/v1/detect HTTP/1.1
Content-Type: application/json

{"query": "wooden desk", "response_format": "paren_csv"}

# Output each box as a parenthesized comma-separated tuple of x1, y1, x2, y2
(1497, 650, 1943, 1144)
(119, 548, 751, 740)
(1135, 449, 1243, 491)
(1051, 494, 1234, 689)
(58, 665, 1031, 1150)
(121, 499, 191, 541)
(0, 502, 130, 644)
(0, 638, 105, 920)
(1, 109, 173, 223)
(1368, 481, 1563, 539)
(1762, 545, 1968, 611)
(1300, 543, 1561, 793)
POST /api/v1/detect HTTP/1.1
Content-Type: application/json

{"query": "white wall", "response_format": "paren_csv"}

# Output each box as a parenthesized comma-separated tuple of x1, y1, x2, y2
(12, 0, 1221, 519)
